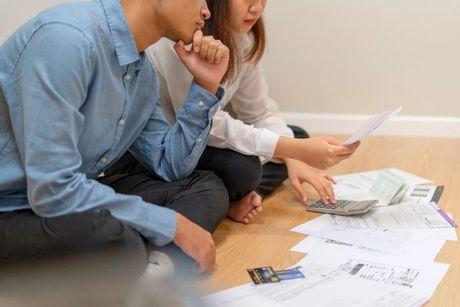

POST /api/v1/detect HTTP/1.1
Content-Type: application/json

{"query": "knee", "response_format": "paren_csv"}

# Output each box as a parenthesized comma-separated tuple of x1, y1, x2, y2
(42, 210, 147, 263)
(191, 171, 229, 232)
(219, 154, 263, 201)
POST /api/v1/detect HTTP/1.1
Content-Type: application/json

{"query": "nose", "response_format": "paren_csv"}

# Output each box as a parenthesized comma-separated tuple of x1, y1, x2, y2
(201, 0, 211, 20)
(249, 0, 265, 14)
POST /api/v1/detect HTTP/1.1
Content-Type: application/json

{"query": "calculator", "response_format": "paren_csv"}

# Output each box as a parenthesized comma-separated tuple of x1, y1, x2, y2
(306, 199, 378, 216)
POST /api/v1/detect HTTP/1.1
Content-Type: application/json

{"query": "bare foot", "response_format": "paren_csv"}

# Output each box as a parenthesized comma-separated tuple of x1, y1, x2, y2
(227, 191, 263, 224)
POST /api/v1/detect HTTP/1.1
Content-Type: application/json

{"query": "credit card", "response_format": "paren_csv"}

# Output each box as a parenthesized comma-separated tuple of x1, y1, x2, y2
(275, 266, 305, 280)
(247, 267, 280, 284)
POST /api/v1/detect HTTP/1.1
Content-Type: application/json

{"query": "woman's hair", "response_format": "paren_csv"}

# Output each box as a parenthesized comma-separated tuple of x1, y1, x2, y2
(203, 0, 266, 82)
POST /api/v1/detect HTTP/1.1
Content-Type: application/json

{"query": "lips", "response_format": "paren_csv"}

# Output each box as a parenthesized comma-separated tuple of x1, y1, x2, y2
(196, 20, 205, 29)
(244, 19, 257, 25)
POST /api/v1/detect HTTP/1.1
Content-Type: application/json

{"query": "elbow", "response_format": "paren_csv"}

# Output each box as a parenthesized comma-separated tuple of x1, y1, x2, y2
(27, 179, 77, 218)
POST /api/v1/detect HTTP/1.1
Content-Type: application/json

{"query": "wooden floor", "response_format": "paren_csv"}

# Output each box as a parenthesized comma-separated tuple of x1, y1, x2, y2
(198, 135, 460, 307)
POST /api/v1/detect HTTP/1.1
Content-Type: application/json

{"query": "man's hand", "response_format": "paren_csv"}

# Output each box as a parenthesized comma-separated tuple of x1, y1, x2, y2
(285, 158, 336, 204)
(174, 30, 229, 94)
(173, 213, 216, 273)
(274, 136, 361, 170)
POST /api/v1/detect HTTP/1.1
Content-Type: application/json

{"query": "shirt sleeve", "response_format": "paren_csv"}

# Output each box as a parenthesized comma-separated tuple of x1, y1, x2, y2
(130, 81, 223, 182)
(207, 62, 293, 159)
(3, 23, 177, 246)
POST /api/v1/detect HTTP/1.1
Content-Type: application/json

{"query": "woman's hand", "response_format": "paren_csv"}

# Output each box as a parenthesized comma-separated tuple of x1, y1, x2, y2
(274, 136, 360, 170)
(285, 158, 337, 204)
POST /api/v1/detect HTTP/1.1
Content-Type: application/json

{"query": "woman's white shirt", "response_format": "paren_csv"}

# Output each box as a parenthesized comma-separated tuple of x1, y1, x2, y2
(146, 35, 293, 160)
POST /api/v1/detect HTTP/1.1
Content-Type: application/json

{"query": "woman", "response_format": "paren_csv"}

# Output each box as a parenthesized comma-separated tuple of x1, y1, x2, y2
(109, 0, 359, 224)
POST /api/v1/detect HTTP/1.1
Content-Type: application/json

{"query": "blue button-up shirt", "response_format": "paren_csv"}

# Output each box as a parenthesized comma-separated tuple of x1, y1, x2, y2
(0, 0, 223, 246)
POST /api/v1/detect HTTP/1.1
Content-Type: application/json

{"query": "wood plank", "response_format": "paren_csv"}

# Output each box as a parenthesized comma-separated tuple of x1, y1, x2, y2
(199, 136, 460, 307)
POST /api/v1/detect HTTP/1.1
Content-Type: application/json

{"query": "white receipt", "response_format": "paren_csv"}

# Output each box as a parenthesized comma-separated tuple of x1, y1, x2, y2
(291, 235, 446, 264)
(202, 255, 432, 307)
(329, 201, 454, 230)
(290, 213, 457, 254)
(344, 106, 403, 145)
(333, 168, 433, 201)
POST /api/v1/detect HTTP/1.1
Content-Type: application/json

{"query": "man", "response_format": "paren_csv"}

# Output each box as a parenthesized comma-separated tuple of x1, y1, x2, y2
(0, 0, 230, 283)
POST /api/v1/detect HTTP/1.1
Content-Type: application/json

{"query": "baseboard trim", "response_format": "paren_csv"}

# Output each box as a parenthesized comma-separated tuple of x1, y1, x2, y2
(281, 112, 460, 138)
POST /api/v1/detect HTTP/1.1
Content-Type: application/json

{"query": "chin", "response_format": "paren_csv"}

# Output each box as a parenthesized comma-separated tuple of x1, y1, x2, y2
(179, 30, 195, 44)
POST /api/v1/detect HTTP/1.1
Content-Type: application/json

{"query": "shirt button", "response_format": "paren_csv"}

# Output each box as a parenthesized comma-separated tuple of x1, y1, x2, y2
(118, 118, 126, 127)
(197, 137, 202, 143)
(100, 156, 108, 164)
(198, 101, 205, 107)
(124, 73, 132, 81)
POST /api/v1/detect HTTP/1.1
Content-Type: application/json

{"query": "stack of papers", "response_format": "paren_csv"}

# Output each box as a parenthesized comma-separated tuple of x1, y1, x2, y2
(202, 168, 456, 307)
(332, 168, 433, 207)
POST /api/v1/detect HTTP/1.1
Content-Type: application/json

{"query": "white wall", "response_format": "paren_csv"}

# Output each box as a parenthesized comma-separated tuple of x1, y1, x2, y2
(2, 0, 460, 136)
(263, 0, 460, 118)
(0, 0, 70, 42)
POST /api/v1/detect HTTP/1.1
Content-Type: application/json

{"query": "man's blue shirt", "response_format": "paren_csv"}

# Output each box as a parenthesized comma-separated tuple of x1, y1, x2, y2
(0, 0, 223, 245)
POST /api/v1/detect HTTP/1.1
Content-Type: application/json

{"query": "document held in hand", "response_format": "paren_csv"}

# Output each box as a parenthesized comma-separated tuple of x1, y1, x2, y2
(344, 106, 403, 145)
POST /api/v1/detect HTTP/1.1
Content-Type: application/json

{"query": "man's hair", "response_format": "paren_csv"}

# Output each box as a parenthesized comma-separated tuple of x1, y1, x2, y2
(203, 0, 266, 82)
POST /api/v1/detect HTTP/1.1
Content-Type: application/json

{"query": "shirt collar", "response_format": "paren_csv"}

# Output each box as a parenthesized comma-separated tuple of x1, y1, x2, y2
(100, 0, 140, 66)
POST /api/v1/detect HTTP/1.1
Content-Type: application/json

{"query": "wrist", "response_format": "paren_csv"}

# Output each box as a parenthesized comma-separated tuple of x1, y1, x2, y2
(173, 213, 185, 244)
(274, 137, 302, 160)
(194, 78, 219, 95)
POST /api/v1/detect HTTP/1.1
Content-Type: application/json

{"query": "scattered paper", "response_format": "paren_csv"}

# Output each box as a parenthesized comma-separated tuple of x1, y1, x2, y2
(290, 235, 446, 264)
(343, 106, 403, 145)
(329, 201, 455, 230)
(333, 169, 433, 202)
(202, 255, 440, 307)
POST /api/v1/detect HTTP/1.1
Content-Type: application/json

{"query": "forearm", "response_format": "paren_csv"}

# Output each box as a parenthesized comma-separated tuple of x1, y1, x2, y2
(273, 136, 304, 161)
(132, 81, 223, 181)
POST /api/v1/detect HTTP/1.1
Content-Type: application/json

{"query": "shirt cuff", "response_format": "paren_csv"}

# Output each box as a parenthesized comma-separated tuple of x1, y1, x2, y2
(143, 205, 177, 246)
(188, 81, 224, 108)
(257, 129, 280, 159)
(182, 81, 225, 127)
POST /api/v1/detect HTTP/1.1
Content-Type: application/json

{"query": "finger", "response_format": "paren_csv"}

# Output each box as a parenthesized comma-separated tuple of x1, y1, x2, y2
(291, 179, 308, 203)
(255, 206, 263, 213)
(323, 179, 336, 204)
(191, 261, 204, 274)
(249, 208, 259, 217)
(192, 30, 203, 53)
(312, 180, 328, 204)
(324, 136, 342, 145)
(246, 213, 254, 220)
(340, 141, 360, 154)
(209, 243, 216, 268)
(325, 175, 337, 184)
(334, 145, 355, 155)
(199, 36, 212, 59)
(214, 44, 225, 64)
(173, 40, 189, 64)
(206, 41, 219, 63)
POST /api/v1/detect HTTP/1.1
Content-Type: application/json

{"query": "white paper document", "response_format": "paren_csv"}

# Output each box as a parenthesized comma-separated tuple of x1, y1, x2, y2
(343, 106, 403, 145)
(368, 170, 408, 206)
(291, 213, 457, 254)
(291, 235, 446, 264)
(333, 168, 433, 202)
(202, 254, 445, 307)
(202, 274, 425, 307)
(403, 186, 442, 204)
(329, 201, 454, 230)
